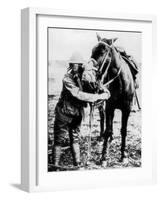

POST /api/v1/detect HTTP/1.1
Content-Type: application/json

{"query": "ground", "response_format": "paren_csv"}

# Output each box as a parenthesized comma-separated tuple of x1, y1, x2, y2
(48, 95, 141, 171)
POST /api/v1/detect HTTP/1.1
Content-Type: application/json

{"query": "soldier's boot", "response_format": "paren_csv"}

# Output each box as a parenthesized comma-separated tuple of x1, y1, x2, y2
(52, 145, 61, 167)
(71, 143, 81, 167)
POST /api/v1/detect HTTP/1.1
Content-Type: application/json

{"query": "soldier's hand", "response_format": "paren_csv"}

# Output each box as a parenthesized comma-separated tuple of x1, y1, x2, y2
(99, 84, 109, 93)
(98, 91, 110, 100)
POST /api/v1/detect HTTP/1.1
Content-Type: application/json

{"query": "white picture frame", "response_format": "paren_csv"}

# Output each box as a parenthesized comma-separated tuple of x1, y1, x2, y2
(21, 7, 157, 192)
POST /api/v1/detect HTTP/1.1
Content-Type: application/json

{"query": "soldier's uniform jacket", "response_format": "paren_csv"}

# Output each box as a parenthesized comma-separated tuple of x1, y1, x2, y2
(55, 71, 97, 120)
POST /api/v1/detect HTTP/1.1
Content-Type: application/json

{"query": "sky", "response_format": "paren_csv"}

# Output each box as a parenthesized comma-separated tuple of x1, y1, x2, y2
(48, 28, 142, 63)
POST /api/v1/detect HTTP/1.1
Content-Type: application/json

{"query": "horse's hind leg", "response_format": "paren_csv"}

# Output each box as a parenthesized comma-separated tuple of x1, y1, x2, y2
(120, 109, 130, 161)
(101, 109, 114, 165)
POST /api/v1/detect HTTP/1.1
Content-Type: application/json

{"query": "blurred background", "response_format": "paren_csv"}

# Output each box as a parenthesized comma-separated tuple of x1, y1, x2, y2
(48, 28, 141, 95)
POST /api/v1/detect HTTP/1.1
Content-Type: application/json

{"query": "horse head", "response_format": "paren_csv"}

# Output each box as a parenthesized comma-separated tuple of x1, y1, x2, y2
(82, 33, 118, 93)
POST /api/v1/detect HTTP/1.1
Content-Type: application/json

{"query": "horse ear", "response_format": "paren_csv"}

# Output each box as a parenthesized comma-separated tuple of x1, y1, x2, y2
(112, 38, 118, 44)
(106, 38, 118, 46)
(96, 33, 101, 41)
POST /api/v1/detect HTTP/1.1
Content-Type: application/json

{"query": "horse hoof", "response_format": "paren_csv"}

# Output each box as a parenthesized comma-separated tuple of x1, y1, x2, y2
(122, 158, 129, 166)
(119, 157, 129, 165)
(101, 160, 107, 168)
(118, 157, 124, 163)
(86, 160, 91, 166)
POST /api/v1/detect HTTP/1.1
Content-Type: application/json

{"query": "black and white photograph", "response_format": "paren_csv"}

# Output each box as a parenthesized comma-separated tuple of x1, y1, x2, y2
(47, 27, 142, 172)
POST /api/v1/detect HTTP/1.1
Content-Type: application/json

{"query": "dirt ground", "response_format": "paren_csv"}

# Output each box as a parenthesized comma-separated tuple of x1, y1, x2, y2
(48, 95, 141, 171)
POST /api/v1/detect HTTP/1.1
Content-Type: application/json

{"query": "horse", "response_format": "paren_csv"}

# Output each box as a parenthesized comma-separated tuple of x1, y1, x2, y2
(82, 34, 137, 165)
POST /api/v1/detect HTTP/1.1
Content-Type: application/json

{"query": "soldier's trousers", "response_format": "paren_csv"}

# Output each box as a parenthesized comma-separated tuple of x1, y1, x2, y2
(54, 106, 82, 146)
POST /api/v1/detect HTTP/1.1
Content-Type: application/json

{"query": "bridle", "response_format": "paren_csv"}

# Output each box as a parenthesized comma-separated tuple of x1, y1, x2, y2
(98, 41, 112, 74)
(92, 40, 122, 88)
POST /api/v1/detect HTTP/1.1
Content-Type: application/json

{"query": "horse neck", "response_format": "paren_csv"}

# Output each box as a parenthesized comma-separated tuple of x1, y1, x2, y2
(104, 49, 121, 80)
(110, 49, 135, 94)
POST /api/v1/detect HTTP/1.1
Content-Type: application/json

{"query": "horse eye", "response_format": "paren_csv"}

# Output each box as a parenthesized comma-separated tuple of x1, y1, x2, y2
(102, 49, 107, 54)
(101, 51, 106, 56)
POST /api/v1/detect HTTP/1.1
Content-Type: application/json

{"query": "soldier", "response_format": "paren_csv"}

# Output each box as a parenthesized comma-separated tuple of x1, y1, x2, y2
(52, 52, 110, 169)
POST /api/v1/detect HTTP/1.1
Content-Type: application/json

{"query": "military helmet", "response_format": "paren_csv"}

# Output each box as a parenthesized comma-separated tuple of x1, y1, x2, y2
(69, 52, 84, 64)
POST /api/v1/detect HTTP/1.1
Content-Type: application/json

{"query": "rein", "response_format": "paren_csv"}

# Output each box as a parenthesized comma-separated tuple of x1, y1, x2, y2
(89, 41, 122, 91)
(97, 41, 122, 88)
(103, 66, 122, 87)
(99, 42, 111, 73)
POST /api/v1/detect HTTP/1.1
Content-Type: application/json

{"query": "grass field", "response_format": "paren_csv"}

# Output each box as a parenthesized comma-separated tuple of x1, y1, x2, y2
(48, 95, 141, 171)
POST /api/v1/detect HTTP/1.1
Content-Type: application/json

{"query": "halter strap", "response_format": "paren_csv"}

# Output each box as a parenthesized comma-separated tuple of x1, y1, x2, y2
(98, 41, 122, 87)
(98, 40, 112, 73)
(92, 40, 121, 87)
(100, 57, 112, 84)
(103, 66, 122, 87)
(98, 41, 111, 48)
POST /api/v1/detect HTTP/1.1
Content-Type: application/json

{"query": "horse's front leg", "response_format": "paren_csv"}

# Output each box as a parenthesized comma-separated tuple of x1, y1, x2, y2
(101, 108, 114, 166)
(120, 109, 130, 161)
(98, 105, 105, 140)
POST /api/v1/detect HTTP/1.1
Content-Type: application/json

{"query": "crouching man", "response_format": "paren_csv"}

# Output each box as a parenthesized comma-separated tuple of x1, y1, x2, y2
(52, 52, 110, 169)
